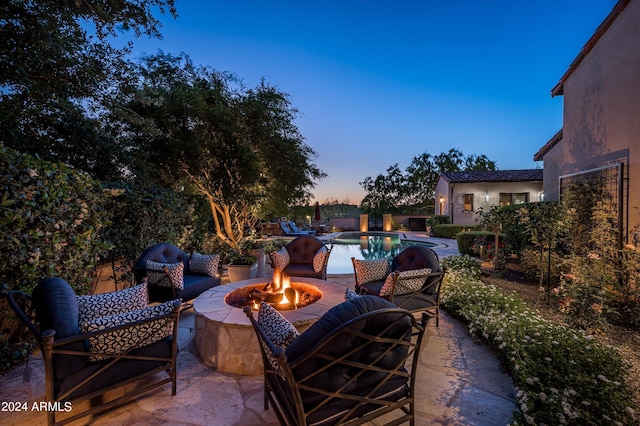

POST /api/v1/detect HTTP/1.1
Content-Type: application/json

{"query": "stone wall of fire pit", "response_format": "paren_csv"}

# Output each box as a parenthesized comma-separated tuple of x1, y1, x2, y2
(193, 277, 347, 376)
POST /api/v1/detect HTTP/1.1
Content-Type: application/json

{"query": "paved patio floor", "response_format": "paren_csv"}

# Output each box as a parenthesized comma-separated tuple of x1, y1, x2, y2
(1, 235, 517, 425)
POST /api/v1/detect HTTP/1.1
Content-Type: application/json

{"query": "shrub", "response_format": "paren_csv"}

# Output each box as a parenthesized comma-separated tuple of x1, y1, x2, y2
(1, 146, 112, 294)
(102, 182, 208, 262)
(520, 248, 566, 288)
(428, 215, 450, 227)
(434, 224, 466, 239)
(457, 231, 501, 256)
(441, 255, 636, 425)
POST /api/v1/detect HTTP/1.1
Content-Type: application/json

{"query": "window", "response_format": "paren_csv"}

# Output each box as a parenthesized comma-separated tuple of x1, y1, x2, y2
(499, 193, 529, 207)
(463, 194, 474, 212)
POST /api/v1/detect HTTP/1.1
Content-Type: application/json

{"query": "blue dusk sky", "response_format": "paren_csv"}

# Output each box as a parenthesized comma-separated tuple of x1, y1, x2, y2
(127, 0, 617, 204)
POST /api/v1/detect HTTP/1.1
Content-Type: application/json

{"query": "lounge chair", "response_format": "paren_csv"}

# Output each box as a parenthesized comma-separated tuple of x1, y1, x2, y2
(279, 221, 316, 236)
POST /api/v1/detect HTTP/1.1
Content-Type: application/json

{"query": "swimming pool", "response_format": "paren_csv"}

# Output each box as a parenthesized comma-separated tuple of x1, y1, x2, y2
(325, 232, 435, 275)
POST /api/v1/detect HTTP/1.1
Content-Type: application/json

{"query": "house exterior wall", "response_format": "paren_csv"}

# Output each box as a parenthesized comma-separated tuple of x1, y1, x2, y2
(434, 180, 543, 226)
(544, 0, 640, 243)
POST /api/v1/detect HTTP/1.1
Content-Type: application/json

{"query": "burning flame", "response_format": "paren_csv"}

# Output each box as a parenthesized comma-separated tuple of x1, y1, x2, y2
(274, 272, 298, 305)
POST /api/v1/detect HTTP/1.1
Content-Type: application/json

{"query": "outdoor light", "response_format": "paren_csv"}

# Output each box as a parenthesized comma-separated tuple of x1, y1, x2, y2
(538, 191, 544, 201)
(439, 195, 445, 204)
(485, 193, 490, 203)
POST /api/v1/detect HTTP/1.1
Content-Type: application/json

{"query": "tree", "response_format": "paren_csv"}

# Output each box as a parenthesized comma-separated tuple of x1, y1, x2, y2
(107, 53, 324, 248)
(360, 148, 497, 213)
(0, 0, 176, 179)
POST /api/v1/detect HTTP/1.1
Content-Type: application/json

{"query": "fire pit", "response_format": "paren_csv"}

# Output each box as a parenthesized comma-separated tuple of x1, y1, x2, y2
(193, 277, 347, 375)
(225, 273, 322, 311)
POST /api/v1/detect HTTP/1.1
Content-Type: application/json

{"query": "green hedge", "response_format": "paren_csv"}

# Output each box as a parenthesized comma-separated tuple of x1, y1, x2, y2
(457, 231, 494, 255)
(434, 224, 480, 239)
(1, 146, 112, 294)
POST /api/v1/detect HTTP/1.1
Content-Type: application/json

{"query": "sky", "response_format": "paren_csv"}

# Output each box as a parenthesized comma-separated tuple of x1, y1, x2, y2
(126, 0, 618, 204)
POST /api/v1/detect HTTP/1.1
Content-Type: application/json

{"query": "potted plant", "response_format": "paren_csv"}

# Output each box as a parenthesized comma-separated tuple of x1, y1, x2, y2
(226, 248, 258, 282)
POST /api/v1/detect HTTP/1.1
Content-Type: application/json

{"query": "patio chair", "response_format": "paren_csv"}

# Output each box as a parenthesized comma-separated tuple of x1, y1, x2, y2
(352, 245, 445, 326)
(6, 278, 182, 426)
(244, 295, 428, 426)
(280, 221, 316, 236)
(269, 235, 332, 279)
(133, 242, 222, 302)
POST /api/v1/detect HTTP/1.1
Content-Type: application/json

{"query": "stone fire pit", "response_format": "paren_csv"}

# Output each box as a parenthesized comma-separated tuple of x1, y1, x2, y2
(193, 277, 347, 376)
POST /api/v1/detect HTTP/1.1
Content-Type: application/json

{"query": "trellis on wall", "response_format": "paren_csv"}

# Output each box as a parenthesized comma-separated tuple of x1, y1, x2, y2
(559, 163, 628, 246)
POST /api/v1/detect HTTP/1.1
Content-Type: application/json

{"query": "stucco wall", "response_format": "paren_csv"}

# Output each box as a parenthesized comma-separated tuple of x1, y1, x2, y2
(435, 181, 543, 226)
(551, 0, 640, 242)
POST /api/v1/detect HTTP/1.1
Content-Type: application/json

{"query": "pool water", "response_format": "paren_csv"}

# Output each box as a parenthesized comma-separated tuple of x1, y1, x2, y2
(326, 232, 435, 275)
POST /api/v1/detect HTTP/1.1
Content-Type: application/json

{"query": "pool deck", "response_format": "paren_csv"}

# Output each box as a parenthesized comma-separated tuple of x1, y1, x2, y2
(1, 233, 517, 425)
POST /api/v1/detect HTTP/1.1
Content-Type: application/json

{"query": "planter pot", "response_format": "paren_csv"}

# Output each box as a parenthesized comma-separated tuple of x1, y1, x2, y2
(227, 262, 258, 282)
(249, 248, 266, 278)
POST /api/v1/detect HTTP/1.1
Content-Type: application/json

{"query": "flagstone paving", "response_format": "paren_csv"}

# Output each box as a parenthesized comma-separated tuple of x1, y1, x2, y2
(1, 234, 517, 425)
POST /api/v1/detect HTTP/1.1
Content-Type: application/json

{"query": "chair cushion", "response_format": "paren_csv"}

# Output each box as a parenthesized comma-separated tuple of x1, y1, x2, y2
(312, 246, 328, 273)
(58, 337, 173, 400)
(77, 283, 148, 324)
(271, 247, 290, 270)
(379, 268, 432, 296)
(134, 242, 190, 281)
(286, 296, 412, 405)
(189, 252, 220, 277)
(286, 235, 324, 264)
(257, 302, 300, 371)
(345, 288, 361, 302)
(146, 260, 184, 290)
(392, 245, 441, 273)
(353, 258, 389, 284)
(32, 277, 85, 379)
(80, 300, 176, 361)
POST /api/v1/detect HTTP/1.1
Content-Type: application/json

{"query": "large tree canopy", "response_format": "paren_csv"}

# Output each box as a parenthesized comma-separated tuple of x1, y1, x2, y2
(0, 0, 176, 178)
(360, 148, 496, 214)
(106, 53, 325, 247)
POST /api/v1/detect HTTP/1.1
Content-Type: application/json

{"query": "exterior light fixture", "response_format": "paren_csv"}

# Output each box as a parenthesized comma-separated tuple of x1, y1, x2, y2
(484, 193, 490, 203)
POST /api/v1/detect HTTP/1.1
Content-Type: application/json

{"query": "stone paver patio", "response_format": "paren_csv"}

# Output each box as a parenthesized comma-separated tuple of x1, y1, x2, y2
(0, 235, 517, 425)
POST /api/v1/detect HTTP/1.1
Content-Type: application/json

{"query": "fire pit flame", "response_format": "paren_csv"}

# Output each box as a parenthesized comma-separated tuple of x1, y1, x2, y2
(225, 273, 322, 311)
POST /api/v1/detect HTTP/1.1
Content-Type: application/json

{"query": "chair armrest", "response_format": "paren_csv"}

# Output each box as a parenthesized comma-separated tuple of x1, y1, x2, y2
(387, 270, 445, 301)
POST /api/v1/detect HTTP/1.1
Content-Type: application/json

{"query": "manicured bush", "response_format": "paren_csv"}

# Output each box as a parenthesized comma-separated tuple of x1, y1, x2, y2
(1, 146, 112, 294)
(433, 224, 465, 238)
(428, 215, 450, 227)
(457, 231, 495, 255)
(441, 256, 636, 425)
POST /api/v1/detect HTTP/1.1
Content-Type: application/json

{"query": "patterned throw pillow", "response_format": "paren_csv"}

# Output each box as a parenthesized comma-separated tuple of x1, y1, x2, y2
(81, 300, 177, 361)
(270, 247, 290, 271)
(257, 302, 300, 371)
(353, 258, 390, 284)
(379, 268, 432, 296)
(77, 283, 148, 324)
(189, 252, 220, 277)
(312, 246, 328, 273)
(345, 287, 361, 302)
(146, 260, 184, 290)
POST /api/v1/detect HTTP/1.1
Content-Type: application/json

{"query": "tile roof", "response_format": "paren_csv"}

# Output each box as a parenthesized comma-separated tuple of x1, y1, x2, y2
(440, 169, 543, 183)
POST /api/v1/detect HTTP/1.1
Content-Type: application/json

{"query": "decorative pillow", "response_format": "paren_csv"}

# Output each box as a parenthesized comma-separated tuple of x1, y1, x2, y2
(257, 302, 299, 371)
(189, 252, 220, 277)
(345, 287, 361, 302)
(312, 246, 328, 273)
(270, 247, 290, 271)
(379, 268, 432, 296)
(81, 300, 177, 361)
(77, 283, 148, 324)
(353, 258, 390, 284)
(146, 260, 184, 290)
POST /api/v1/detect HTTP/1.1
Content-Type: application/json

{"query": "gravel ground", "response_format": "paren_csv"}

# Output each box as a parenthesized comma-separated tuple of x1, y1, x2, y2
(480, 262, 640, 408)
